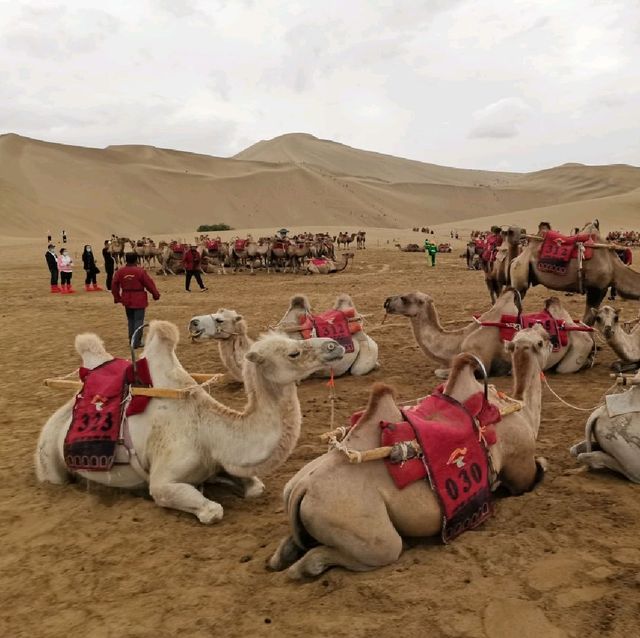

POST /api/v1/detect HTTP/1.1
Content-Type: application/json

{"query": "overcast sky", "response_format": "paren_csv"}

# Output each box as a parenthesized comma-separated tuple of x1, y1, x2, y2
(2, 0, 639, 171)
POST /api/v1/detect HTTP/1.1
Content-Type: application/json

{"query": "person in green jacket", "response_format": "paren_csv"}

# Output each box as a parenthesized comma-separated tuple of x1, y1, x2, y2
(424, 239, 437, 267)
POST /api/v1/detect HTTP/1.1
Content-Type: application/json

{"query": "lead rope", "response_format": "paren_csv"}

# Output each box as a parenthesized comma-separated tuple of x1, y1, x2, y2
(540, 372, 618, 412)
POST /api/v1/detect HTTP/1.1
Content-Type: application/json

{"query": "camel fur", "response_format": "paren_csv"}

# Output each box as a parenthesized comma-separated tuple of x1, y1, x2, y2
(586, 305, 640, 365)
(269, 326, 550, 578)
(35, 321, 345, 523)
(279, 293, 378, 377)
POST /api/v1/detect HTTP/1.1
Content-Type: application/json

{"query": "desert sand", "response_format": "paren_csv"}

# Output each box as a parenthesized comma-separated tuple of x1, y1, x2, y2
(1, 134, 639, 637)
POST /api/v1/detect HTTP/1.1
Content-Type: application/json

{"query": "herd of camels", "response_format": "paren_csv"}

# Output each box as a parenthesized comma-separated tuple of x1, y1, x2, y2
(107, 231, 367, 276)
(36, 219, 640, 578)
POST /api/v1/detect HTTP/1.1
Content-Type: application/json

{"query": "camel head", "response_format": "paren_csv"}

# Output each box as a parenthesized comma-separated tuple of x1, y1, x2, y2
(383, 292, 433, 318)
(188, 309, 247, 342)
(505, 324, 552, 384)
(244, 334, 345, 384)
(75, 333, 113, 369)
(505, 226, 524, 245)
(588, 305, 618, 339)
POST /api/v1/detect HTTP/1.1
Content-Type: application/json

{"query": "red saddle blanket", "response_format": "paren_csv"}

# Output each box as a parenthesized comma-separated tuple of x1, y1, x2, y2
(234, 239, 247, 251)
(298, 308, 362, 353)
(64, 358, 154, 471)
(206, 240, 220, 251)
(311, 258, 328, 267)
(380, 390, 499, 542)
(538, 231, 595, 274)
(480, 310, 593, 352)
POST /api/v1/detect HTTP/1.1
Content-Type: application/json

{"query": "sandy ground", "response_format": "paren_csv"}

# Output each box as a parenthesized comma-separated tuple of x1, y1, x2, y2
(2, 239, 640, 638)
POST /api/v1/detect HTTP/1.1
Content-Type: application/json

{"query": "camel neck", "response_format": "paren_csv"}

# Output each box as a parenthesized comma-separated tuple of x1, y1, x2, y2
(410, 305, 469, 364)
(511, 353, 542, 437)
(612, 259, 640, 300)
(609, 323, 640, 361)
(217, 332, 251, 383)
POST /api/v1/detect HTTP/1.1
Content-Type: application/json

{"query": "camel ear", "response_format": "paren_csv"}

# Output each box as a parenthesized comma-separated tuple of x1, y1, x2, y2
(234, 314, 243, 321)
(245, 351, 266, 365)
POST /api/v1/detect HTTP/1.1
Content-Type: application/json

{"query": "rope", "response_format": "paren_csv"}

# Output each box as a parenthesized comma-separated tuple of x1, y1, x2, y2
(540, 372, 618, 412)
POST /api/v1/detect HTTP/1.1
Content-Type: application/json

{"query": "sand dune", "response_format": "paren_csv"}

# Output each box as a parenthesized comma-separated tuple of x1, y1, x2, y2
(1, 132, 638, 239)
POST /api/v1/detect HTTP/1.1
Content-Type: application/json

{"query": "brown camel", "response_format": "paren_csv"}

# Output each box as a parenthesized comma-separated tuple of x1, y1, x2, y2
(510, 220, 640, 320)
(306, 252, 354, 275)
(269, 326, 550, 578)
(485, 227, 524, 303)
(395, 243, 424, 252)
(586, 305, 640, 370)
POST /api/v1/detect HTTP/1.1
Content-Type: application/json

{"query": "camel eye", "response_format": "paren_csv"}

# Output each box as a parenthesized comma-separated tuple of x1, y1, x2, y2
(215, 318, 224, 324)
(288, 351, 300, 359)
(537, 340, 543, 348)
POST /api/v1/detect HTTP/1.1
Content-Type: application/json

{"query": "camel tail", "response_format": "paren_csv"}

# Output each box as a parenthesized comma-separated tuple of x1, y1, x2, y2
(75, 333, 109, 359)
(583, 408, 602, 454)
(287, 480, 315, 551)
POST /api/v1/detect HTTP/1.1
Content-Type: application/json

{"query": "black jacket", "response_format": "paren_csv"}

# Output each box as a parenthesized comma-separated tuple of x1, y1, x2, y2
(102, 246, 115, 270)
(82, 251, 99, 273)
(45, 251, 58, 272)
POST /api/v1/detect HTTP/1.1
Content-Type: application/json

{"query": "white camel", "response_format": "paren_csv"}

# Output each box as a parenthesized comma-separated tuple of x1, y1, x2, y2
(189, 308, 252, 384)
(278, 294, 379, 377)
(35, 320, 345, 523)
(269, 325, 551, 578)
(587, 305, 640, 367)
(570, 370, 640, 482)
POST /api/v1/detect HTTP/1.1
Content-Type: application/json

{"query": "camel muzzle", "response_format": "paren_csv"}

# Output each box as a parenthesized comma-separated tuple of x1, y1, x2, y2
(603, 325, 613, 339)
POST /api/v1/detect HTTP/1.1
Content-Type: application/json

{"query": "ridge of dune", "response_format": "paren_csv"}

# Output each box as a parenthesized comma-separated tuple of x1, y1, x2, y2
(1, 132, 638, 239)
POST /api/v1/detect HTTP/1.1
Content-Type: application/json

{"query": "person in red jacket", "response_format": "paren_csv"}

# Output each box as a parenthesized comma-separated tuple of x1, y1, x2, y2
(182, 245, 208, 292)
(111, 252, 160, 348)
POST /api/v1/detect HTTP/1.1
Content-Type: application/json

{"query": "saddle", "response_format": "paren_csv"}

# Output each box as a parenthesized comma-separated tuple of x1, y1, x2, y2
(538, 231, 595, 274)
(298, 308, 362, 353)
(64, 358, 153, 471)
(379, 389, 499, 542)
(234, 239, 247, 251)
(206, 240, 220, 251)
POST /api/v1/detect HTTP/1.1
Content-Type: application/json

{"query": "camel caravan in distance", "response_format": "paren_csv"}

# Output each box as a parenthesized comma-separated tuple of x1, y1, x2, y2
(188, 294, 379, 381)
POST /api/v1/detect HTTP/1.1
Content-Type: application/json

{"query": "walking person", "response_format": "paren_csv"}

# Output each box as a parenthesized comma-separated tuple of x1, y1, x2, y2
(45, 243, 61, 293)
(81, 245, 102, 292)
(102, 240, 115, 291)
(111, 252, 160, 348)
(424, 239, 437, 267)
(182, 245, 208, 292)
(57, 247, 75, 293)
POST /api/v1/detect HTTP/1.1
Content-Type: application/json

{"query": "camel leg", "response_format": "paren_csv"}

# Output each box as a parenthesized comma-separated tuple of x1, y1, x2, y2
(500, 453, 543, 495)
(149, 479, 224, 523)
(35, 406, 72, 484)
(206, 474, 265, 498)
(286, 541, 402, 579)
(576, 451, 640, 483)
(268, 535, 306, 571)
(584, 287, 607, 321)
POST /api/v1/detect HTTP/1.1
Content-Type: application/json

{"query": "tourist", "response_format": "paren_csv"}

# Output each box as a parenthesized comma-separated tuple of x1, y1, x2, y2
(111, 252, 160, 348)
(81, 245, 102, 292)
(62, 229, 67, 244)
(102, 240, 115, 291)
(57, 247, 75, 293)
(182, 245, 208, 292)
(45, 243, 60, 293)
(424, 239, 437, 267)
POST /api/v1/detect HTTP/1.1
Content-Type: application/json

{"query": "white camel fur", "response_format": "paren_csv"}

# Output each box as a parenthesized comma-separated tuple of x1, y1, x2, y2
(587, 305, 640, 363)
(269, 325, 551, 578)
(35, 320, 345, 523)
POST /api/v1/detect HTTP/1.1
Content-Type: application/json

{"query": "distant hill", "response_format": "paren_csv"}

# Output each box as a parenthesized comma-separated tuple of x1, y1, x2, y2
(1, 132, 638, 238)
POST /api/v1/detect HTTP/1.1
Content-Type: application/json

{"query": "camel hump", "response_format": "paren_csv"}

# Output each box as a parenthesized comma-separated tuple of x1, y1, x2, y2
(147, 320, 180, 347)
(75, 333, 109, 359)
(333, 293, 354, 309)
(361, 382, 398, 418)
(289, 294, 311, 311)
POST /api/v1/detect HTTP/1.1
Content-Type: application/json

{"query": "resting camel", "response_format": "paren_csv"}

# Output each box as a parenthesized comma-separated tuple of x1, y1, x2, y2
(395, 243, 424, 252)
(269, 326, 550, 578)
(510, 219, 640, 320)
(188, 308, 253, 384)
(278, 294, 378, 377)
(306, 252, 354, 275)
(383, 290, 593, 377)
(586, 306, 640, 369)
(35, 321, 345, 523)
(570, 370, 640, 482)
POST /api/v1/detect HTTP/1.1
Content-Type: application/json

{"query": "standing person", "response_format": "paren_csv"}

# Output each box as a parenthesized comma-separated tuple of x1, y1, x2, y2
(47, 230, 52, 242)
(45, 243, 60, 293)
(81, 245, 102, 291)
(57, 247, 75, 293)
(62, 230, 67, 244)
(111, 252, 160, 348)
(102, 240, 115, 291)
(182, 245, 208, 292)
(424, 239, 437, 267)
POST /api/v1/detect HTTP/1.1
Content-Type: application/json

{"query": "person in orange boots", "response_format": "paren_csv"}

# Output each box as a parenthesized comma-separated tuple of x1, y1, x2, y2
(45, 243, 61, 293)
(81, 245, 102, 291)
(111, 252, 160, 348)
(57, 247, 75, 293)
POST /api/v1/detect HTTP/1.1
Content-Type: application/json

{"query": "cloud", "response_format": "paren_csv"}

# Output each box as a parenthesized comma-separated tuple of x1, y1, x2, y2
(468, 97, 532, 139)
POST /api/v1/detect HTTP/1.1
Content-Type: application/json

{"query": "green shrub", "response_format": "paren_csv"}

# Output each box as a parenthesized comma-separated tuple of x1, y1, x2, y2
(197, 224, 233, 232)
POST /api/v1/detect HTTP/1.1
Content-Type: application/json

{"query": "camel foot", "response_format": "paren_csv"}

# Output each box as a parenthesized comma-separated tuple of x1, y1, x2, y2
(268, 535, 304, 571)
(286, 546, 385, 579)
(198, 501, 224, 524)
(435, 368, 450, 379)
(242, 477, 265, 499)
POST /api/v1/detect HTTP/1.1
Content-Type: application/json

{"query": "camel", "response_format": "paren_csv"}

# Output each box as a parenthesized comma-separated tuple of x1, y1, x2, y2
(485, 227, 524, 303)
(188, 308, 253, 384)
(395, 243, 424, 252)
(269, 325, 550, 578)
(134, 238, 159, 268)
(35, 321, 345, 523)
(305, 252, 354, 275)
(109, 236, 128, 265)
(356, 231, 366, 250)
(286, 241, 311, 273)
(278, 294, 379, 377)
(586, 306, 640, 369)
(570, 370, 640, 482)
(337, 232, 356, 249)
(510, 220, 640, 320)
(383, 290, 594, 377)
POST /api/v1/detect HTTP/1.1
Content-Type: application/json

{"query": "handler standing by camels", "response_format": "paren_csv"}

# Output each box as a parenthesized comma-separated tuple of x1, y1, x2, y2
(111, 252, 160, 348)
(102, 240, 115, 291)
(182, 245, 208, 292)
